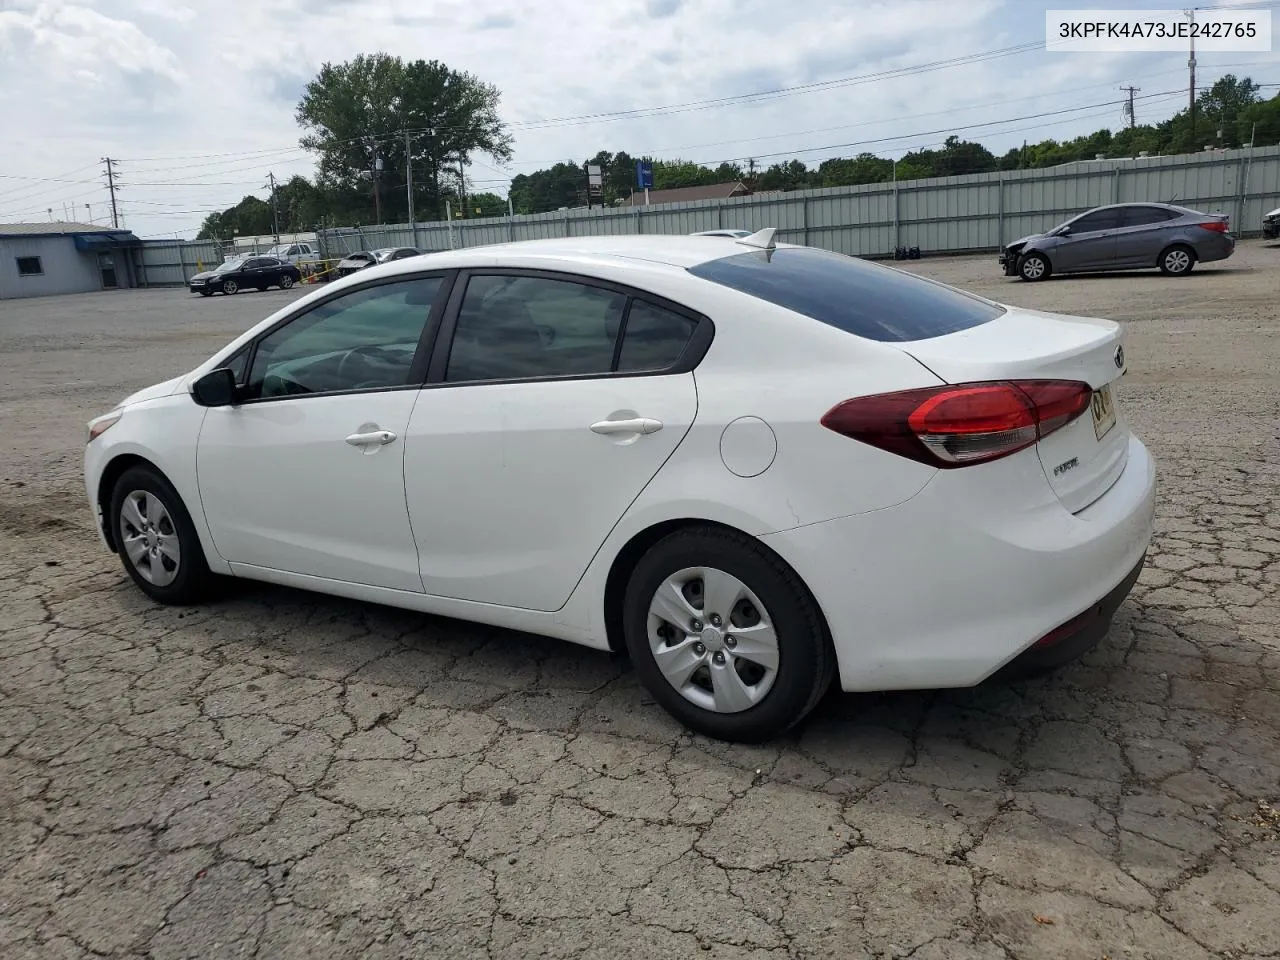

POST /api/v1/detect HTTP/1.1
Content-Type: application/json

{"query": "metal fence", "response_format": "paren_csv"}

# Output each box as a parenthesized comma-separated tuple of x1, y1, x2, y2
(318, 145, 1280, 261)
(136, 145, 1280, 284)
(136, 239, 226, 286)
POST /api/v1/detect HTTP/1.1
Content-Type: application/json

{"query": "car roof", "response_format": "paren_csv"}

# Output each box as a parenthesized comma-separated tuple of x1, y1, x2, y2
(367, 235, 776, 275)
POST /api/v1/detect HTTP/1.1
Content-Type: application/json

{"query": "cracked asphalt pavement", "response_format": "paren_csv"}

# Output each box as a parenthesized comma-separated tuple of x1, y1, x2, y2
(2, 244, 1278, 959)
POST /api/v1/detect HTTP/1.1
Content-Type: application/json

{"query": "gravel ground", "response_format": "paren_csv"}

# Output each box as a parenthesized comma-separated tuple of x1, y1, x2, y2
(2, 243, 1278, 959)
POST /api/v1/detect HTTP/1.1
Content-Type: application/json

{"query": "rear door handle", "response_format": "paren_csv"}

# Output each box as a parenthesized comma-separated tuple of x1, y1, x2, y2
(590, 417, 663, 435)
(345, 429, 397, 446)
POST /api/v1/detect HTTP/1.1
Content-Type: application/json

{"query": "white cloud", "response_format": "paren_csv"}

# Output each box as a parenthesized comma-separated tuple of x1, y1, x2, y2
(0, 0, 1267, 237)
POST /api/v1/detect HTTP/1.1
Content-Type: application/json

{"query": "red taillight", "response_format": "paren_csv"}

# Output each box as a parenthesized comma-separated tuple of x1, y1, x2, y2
(1197, 220, 1229, 233)
(821, 380, 1093, 468)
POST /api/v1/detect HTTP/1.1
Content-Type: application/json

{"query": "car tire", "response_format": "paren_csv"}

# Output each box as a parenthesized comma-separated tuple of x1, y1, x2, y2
(1019, 251, 1051, 282)
(109, 465, 213, 605)
(621, 526, 834, 743)
(279, 274, 295, 289)
(1159, 244, 1196, 276)
(221, 279, 238, 295)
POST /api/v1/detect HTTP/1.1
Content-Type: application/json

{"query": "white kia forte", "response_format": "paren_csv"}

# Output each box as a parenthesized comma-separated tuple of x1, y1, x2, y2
(84, 230, 1155, 742)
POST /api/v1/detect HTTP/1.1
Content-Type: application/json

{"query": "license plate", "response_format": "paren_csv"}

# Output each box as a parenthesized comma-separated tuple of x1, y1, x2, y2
(1091, 384, 1117, 440)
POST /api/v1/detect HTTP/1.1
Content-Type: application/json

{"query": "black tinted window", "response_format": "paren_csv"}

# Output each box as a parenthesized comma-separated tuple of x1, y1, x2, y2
(1121, 206, 1176, 227)
(1071, 209, 1122, 232)
(248, 277, 443, 398)
(687, 248, 1002, 343)
(446, 275, 625, 382)
(619, 301, 698, 371)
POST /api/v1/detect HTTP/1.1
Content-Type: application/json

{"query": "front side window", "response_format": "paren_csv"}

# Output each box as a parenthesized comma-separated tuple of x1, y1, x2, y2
(445, 275, 626, 382)
(1070, 209, 1122, 232)
(247, 276, 444, 399)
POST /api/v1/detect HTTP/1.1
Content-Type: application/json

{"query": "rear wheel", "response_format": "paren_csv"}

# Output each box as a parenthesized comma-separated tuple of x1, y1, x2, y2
(622, 526, 834, 742)
(109, 466, 212, 605)
(1019, 252, 1051, 282)
(221, 279, 238, 295)
(1159, 244, 1195, 276)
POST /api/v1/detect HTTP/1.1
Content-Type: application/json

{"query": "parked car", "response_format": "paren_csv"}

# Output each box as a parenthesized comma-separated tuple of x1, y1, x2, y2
(1263, 205, 1280, 240)
(86, 230, 1154, 742)
(691, 229, 752, 238)
(335, 247, 423, 278)
(999, 202, 1234, 280)
(189, 256, 301, 296)
(264, 241, 320, 271)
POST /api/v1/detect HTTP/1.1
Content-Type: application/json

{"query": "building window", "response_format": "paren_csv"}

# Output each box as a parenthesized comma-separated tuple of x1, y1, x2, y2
(16, 256, 43, 276)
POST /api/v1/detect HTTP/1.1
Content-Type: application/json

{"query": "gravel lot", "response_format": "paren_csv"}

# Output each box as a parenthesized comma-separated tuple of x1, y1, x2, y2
(2, 244, 1278, 959)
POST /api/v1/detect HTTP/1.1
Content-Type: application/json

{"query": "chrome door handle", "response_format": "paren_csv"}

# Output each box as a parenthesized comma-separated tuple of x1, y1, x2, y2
(345, 429, 397, 446)
(590, 417, 663, 435)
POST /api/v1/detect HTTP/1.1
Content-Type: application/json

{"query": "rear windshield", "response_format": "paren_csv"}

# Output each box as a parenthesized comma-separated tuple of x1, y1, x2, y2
(687, 247, 1003, 342)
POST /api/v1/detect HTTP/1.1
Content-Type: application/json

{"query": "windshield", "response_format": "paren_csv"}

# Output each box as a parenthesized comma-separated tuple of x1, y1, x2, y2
(215, 258, 246, 273)
(372, 248, 396, 262)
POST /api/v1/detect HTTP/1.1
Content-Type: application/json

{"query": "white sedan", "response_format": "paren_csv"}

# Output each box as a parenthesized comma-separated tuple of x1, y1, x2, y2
(84, 229, 1155, 742)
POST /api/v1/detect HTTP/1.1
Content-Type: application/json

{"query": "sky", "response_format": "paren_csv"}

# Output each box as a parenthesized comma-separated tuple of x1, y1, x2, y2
(0, 0, 1275, 239)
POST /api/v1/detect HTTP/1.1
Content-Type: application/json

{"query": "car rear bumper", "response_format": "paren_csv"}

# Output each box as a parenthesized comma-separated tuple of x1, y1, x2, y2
(759, 434, 1156, 693)
(1195, 233, 1235, 263)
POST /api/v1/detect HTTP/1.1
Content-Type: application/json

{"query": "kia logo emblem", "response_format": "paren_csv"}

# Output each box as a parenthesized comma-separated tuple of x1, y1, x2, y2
(1114, 345, 1125, 369)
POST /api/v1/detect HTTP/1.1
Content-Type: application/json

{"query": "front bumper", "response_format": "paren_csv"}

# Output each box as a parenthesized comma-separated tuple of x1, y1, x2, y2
(760, 434, 1156, 693)
(998, 249, 1022, 276)
(1263, 219, 1280, 240)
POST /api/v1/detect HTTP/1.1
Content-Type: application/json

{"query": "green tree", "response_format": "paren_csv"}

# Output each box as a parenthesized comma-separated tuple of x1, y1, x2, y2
(295, 52, 513, 224)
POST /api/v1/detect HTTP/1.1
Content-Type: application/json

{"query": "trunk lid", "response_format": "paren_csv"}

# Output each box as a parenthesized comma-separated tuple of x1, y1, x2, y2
(900, 305, 1129, 513)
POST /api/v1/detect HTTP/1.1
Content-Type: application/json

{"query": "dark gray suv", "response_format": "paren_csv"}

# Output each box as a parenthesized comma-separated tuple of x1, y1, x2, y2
(1000, 202, 1234, 281)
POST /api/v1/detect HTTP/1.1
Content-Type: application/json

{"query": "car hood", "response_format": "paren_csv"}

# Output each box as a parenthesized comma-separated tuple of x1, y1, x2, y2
(118, 374, 188, 409)
(1004, 233, 1047, 250)
(338, 257, 369, 266)
(190, 270, 221, 281)
(1265, 206, 1280, 219)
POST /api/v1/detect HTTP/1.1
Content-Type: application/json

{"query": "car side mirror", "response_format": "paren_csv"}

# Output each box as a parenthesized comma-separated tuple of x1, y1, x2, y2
(192, 368, 238, 407)
(1055, 225, 1072, 236)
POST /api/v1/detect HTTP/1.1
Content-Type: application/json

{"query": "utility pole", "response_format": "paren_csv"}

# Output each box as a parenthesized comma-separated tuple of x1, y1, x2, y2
(457, 153, 466, 218)
(266, 172, 280, 243)
(102, 157, 120, 228)
(746, 157, 757, 187)
(1186, 8, 1197, 146)
(404, 130, 416, 226)
(1121, 85, 1140, 130)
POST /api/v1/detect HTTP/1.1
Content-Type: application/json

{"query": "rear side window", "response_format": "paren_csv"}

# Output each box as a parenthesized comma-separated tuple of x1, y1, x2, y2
(687, 248, 1002, 343)
(618, 301, 698, 371)
(1121, 206, 1177, 227)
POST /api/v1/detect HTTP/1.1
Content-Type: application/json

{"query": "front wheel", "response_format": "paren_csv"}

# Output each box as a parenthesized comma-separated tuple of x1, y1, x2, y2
(1159, 244, 1195, 276)
(110, 465, 213, 604)
(279, 274, 295, 289)
(221, 279, 238, 295)
(1019, 252, 1051, 282)
(622, 526, 834, 742)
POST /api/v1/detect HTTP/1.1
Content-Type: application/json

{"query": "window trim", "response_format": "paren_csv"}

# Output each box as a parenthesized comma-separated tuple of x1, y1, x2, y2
(15, 256, 43, 277)
(225, 269, 458, 406)
(424, 267, 714, 389)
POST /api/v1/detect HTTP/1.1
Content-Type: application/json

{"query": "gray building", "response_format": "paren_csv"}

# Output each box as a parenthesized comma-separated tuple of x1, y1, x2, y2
(0, 222, 142, 300)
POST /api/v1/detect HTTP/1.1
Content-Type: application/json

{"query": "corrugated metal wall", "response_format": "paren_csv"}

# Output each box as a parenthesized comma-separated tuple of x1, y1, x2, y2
(136, 240, 226, 286)
(0, 236, 106, 300)
(125, 146, 1277, 280)
(323, 145, 1278, 259)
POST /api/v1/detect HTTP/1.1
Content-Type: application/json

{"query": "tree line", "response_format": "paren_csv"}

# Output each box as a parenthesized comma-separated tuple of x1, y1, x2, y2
(198, 67, 1278, 240)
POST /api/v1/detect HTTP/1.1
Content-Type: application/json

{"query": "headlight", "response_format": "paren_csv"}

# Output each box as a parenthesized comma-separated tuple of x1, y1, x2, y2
(87, 410, 123, 443)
